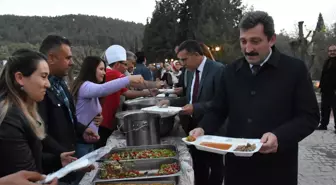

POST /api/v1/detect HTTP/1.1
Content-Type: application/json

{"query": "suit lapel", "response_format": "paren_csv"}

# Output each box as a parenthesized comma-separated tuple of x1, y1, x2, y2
(197, 60, 209, 99)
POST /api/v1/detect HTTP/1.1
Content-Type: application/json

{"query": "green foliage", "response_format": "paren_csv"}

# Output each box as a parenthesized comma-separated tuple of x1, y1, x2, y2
(0, 42, 39, 60)
(143, 0, 180, 62)
(143, 0, 245, 63)
(0, 14, 144, 51)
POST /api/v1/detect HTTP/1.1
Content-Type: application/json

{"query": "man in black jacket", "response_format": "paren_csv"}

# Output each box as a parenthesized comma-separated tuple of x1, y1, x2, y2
(316, 44, 336, 132)
(38, 35, 99, 184)
(190, 11, 320, 185)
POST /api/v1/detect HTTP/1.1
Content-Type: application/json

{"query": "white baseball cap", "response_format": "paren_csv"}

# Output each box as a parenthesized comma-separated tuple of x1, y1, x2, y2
(104, 45, 126, 65)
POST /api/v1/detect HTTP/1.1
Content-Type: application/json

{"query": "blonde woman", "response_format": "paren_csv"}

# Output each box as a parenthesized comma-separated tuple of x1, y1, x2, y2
(0, 50, 74, 179)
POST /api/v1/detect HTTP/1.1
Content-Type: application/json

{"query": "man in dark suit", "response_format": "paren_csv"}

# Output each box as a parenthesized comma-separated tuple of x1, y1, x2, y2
(159, 40, 225, 185)
(190, 11, 320, 185)
(316, 44, 336, 132)
(38, 35, 99, 184)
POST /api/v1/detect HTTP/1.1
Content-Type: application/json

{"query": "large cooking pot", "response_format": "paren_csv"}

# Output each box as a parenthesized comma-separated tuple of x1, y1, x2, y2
(121, 97, 178, 136)
(122, 112, 160, 146)
(116, 110, 176, 137)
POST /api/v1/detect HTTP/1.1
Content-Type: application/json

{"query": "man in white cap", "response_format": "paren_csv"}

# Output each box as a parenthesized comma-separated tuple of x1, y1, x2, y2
(96, 45, 160, 148)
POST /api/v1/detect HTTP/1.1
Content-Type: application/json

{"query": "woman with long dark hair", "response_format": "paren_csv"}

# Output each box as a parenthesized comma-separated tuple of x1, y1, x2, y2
(0, 50, 73, 182)
(70, 56, 143, 157)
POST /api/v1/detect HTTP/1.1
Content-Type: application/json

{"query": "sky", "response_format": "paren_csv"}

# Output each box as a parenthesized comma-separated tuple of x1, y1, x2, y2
(0, 0, 335, 34)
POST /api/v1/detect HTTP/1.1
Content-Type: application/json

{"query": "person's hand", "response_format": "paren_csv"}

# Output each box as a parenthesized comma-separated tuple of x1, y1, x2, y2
(159, 81, 168, 89)
(83, 128, 100, 143)
(259, 132, 278, 154)
(0, 170, 58, 185)
(174, 87, 183, 95)
(93, 114, 103, 126)
(60, 151, 77, 167)
(128, 75, 144, 86)
(189, 127, 205, 138)
(149, 89, 159, 96)
(79, 164, 95, 173)
(181, 104, 193, 115)
(155, 81, 163, 88)
(157, 100, 170, 107)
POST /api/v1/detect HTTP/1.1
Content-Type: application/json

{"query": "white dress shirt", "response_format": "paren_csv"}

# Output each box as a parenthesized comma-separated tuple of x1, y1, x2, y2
(249, 49, 272, 69)
(190, 56, 207, 104)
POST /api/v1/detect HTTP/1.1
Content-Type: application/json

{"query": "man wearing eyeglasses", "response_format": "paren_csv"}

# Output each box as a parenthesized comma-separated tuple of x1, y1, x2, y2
(95, 45, 160, 149)
(317, 44, 336, 132)
(159, 40, 226, 185)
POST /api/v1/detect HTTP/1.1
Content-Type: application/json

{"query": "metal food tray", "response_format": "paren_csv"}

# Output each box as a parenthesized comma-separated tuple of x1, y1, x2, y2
(94, 180, 176, 185)
(93, 158, 182, 183)
(98, 144, 178, 162)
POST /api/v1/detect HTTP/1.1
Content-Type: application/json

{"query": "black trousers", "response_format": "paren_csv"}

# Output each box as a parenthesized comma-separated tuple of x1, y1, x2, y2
(320, 92, 336, 128)
(95, 126, 113, 149)
(190, 146, 224, 185)
(180, 116, 224, 185)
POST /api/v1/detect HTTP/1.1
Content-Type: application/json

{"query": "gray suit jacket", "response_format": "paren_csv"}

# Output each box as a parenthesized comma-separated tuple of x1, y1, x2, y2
(171, 59, 225, 127)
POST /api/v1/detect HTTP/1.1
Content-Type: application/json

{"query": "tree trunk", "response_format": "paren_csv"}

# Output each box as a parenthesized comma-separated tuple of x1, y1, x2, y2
(67, 67, 74, 86)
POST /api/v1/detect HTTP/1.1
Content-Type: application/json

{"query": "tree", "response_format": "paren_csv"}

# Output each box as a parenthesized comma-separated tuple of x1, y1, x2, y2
(288, 13, 336, 80)
(0, 15, 145, 50)
(68, 46, 103, 84)
(176, 0, 245, 62)
(143, 0, 180, 62)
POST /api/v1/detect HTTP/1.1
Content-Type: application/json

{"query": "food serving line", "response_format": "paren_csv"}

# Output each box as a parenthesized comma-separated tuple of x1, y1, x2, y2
(41, 91, 263, 185)
(79, 95, 195, 185)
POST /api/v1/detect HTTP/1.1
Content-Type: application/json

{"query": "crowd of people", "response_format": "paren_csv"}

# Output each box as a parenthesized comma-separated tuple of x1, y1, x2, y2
(0, 10, 335, 185)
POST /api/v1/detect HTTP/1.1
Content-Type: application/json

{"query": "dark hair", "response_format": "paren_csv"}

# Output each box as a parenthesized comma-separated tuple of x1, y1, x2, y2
(239, 11, 275, 40)
(70, 56, 106, 102)
(0, 50, 47, 139)
(135, 51, 146, 64)
(177, 40, 204, 55)
(12, 48, 35, 56)
(39, 35, 71, 56)
(1, 51, 47, 80)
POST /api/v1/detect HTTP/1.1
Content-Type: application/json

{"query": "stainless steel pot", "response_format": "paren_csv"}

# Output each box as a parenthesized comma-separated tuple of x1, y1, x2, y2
(121, 97, 178, 137)
(116, 110, 176, 137)
(122, 112, 160, 146)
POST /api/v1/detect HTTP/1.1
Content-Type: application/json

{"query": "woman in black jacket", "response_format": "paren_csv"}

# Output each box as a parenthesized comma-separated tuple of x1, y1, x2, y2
(0, 50, 73, 178)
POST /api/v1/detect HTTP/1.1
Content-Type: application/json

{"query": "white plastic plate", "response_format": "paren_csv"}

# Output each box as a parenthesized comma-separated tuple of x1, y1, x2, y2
(141, 105, 182, 114)
(41, 146, 113, 183)
(182, 135, 262, 157)
(158, 89, 175, 94)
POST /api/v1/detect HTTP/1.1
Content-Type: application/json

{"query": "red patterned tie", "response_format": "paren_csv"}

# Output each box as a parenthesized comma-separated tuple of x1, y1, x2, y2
(192, 70, 200, 103)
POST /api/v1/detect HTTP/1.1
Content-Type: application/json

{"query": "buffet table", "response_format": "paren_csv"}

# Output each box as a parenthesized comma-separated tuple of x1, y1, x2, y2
(79, 122, 194, 185)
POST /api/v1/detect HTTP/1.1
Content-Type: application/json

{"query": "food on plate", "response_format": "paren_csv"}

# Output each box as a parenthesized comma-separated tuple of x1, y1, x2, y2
(158, 162, 180, 175)
(200, 142, 232, 150)
(186, 135, 196, 142)
(109, 149, 176, 160)
(99, 162, 179, 179)
(234, 143, 257, 152)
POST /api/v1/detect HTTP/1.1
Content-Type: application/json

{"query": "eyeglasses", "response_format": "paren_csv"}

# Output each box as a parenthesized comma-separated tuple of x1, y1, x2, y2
(179, 58, 188, 62)
(119, 62, 128, 66)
